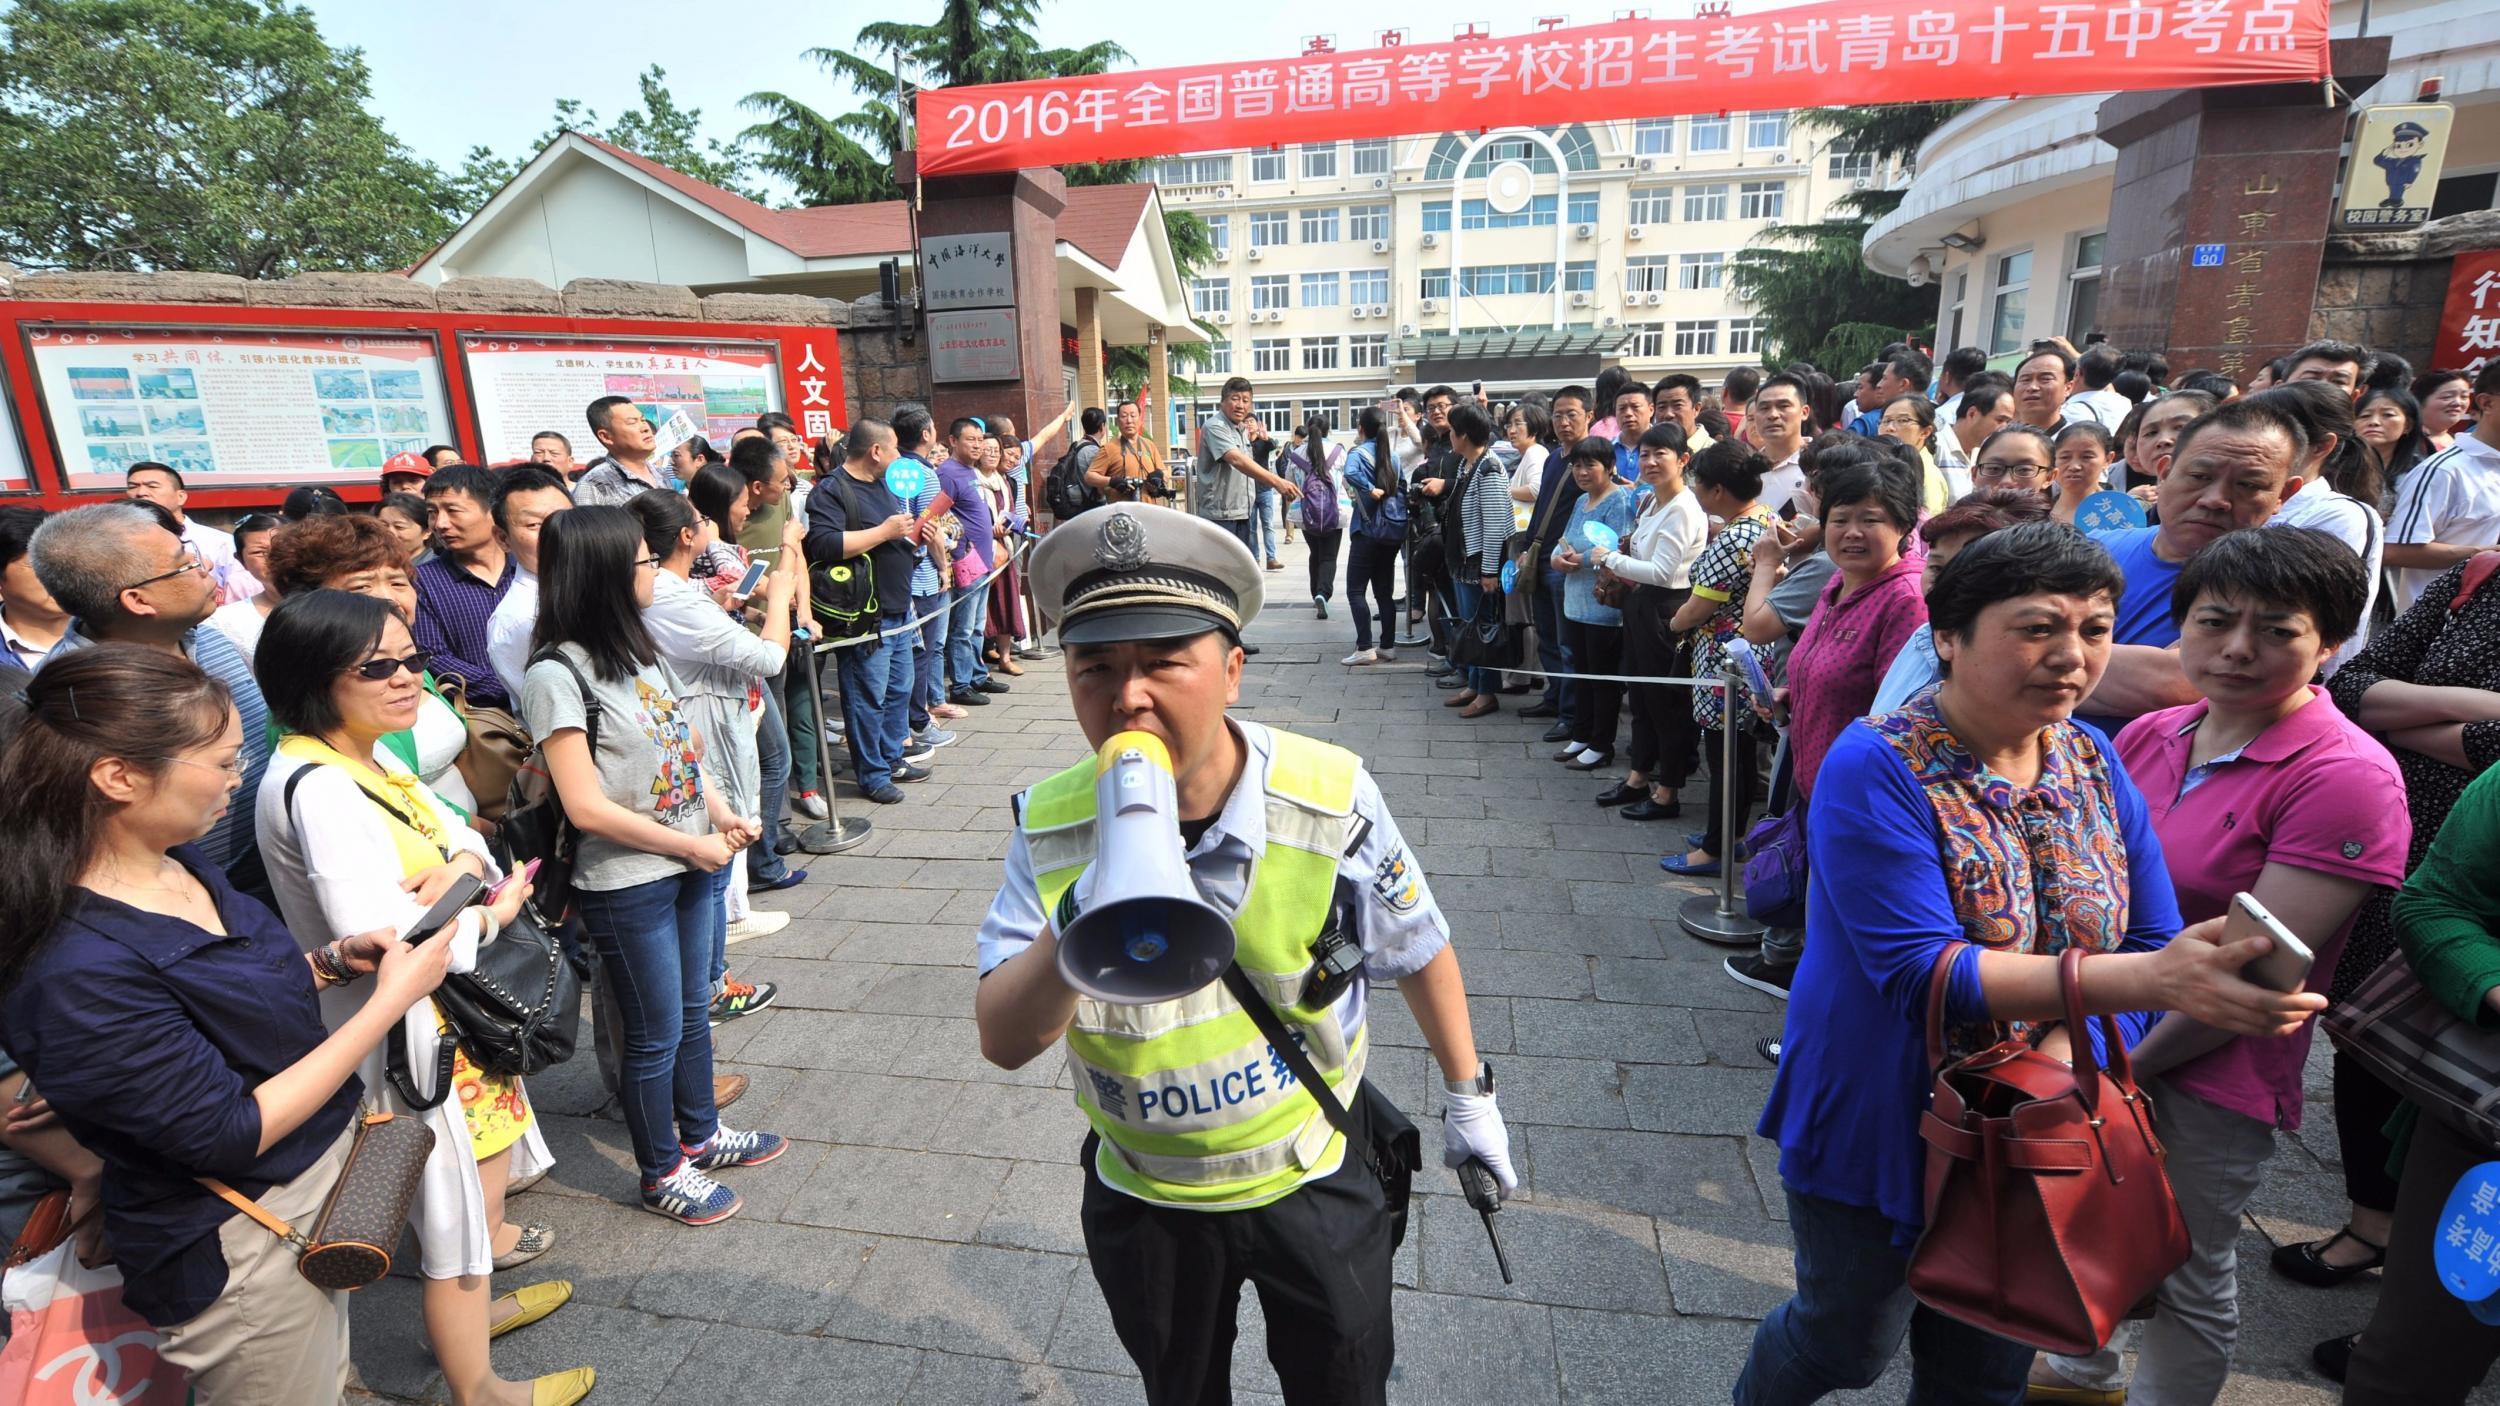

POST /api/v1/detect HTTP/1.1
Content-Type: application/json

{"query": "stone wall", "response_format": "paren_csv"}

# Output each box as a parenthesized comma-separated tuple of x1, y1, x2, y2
(2310, 209, 2500, 367)
(2, 269, 923, 428)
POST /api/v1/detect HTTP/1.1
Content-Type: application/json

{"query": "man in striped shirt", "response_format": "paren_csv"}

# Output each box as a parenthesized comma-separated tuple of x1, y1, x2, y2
(2385, 362, 2500, 612)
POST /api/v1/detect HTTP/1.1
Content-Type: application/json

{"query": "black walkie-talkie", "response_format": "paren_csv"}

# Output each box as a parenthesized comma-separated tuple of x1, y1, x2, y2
(1454, 1062, 1512, 1285)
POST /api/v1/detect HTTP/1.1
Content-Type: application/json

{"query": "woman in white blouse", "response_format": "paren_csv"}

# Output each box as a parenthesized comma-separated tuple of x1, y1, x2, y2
(253, 590, 590, 1406)
(1503, 401, 1553, 533)
(1588, 423, 1709, 822)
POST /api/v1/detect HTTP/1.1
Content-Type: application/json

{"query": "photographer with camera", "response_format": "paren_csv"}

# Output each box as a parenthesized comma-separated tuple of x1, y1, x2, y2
(1087, 401, 1170, 507)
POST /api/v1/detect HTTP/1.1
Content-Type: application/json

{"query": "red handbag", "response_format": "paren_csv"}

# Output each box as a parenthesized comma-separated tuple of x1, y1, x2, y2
(1906, 943, 2191, 1354)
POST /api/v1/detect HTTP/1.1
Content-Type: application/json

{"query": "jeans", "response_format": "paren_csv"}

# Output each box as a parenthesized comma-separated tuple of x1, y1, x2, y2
(576, 866, 731, 1183)
(1534, 567, 1574, 725)
(1453, 575, 1497, 694)
(1345, 534, 1399, 651)
(1255, 485, 1280, 561)
(749, 683, 792, 884)
(1737, 1189, 2033, 1405)
(909, 591, 946, 730)
(837, 627, 914, 789)
(946, 582, 990, 693)
(1212, 516, 1258, 554)
(1305, 527, 1342, 601)
(780, 654, 820, 794)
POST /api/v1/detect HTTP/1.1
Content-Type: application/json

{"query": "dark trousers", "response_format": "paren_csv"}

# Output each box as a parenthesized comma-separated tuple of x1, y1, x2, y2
(2347, 1112, 2500, 1404)
(1532, 567, 1574, 725)
(1622, 586, 1697, 787)
(1081, 1134, 1394, 1406)
(1563, 617, 1624, 755)
(1344, 536, 1399, 651)
(1699, 724, 1760, 858)
(1305, 528, 1342, 602)
(2332, 1047, 2404, 1212)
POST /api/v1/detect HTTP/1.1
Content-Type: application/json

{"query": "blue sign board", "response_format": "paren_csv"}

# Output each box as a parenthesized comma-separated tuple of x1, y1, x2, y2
(2191, 244, 2227, 269)
(1581, 522, 1621, 554)
(2074, 491, 2150, 535)
(2435, 1162, 2500, 1322)
(1500, 559, 1519, 594)
(885, 460, 928, 500)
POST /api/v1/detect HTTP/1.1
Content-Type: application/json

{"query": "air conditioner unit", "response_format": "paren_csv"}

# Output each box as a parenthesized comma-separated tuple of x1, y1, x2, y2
(1852, 177, 1876, 191)
(1399, 323, 1419, 336)
(1420, 231, 1440, 248)
(1638, 158, 1657, 171)
(1421, 297, 1442, 313)
(1350, 306, 1368, 320)
(1645, 290, 1665, 306)
(1600, 316, 1622, 329)
(1214, 247, 1232, 263)
(1368, 305, 1386, 318)
(1370, 239, 1389, 254)
(1215, 186, 1233, 199)
(1627, 225, 1646, 241)
(1246, 246, 1264, 261)
(1622, 287, 1645, 303)
(1371, 177, 1387, 189)
(1574, 223, 1595, 239)
(1209, 310, 1230, 324)
(1569, 291, 1592, 307)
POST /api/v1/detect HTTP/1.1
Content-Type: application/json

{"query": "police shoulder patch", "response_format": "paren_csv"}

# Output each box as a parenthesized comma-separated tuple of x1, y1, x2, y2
(1372, 846, 1421, 913)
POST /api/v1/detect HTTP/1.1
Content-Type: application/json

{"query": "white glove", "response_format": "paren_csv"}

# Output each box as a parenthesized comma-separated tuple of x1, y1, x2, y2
(1441, 1078, 1518, 1194)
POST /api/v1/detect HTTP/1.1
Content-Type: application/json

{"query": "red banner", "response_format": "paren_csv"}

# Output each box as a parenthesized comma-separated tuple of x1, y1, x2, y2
(915, 0, 2329, 176)
(2433, 250, 2500, 379)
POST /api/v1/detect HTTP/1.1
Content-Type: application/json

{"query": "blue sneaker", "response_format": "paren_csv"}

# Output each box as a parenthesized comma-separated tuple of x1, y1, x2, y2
(686, 1126, 787, 1171)
(913, 726, 959, 749)
(641, 1160, 742, 1225)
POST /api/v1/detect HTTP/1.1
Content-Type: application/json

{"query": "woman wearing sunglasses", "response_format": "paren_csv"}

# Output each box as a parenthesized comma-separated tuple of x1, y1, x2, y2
(253, 590, 592, 1406)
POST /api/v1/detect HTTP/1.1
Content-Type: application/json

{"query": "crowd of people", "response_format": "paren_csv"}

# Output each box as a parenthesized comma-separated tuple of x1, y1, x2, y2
(0, 394, 1069, 1405)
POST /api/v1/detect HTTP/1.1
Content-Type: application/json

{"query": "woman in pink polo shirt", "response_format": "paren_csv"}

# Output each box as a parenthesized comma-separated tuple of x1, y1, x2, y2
(2029, 528, 2410, 1406)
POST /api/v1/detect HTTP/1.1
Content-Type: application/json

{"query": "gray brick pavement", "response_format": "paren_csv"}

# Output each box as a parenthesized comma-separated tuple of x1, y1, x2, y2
(347, 536, 2399, 1405)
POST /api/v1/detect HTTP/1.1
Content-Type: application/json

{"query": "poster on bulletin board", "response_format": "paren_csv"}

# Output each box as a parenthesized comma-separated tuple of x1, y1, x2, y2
(460, 335, 784, 463)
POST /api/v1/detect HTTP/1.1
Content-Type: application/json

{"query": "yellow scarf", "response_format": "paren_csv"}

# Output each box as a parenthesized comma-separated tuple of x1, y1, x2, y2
(277, 734, 448, 881)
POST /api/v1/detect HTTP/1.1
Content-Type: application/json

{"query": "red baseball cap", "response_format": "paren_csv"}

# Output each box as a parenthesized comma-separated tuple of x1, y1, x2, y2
(381, 451, 432, 480)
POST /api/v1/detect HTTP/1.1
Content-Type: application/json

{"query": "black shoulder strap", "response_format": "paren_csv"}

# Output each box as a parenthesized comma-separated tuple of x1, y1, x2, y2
(527, 647, 601, 757)
(1221, 965, 1366, 1162)
(281, 755, 446, 861)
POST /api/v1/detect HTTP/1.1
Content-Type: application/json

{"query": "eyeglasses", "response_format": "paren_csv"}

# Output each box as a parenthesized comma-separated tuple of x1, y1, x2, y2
(633, 555, 660, 569)
(1973, 460, 2051, 484)
(346, 651, 430, 682)
(119, 544, 208, 593)
(150, 754, 246, 778)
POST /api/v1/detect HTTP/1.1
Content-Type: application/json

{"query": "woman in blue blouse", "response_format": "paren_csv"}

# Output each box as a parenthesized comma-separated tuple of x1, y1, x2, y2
(0, 645, 454, 1406)
(1740, 523, 2327, 1405)
(1549, 436, 1642, 769)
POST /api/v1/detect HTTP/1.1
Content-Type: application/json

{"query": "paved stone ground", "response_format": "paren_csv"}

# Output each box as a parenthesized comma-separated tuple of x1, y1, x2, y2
(347, 534, 2478, 1405)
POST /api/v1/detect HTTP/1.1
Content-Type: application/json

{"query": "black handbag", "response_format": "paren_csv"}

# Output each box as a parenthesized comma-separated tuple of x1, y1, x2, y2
(283, 764, 583, 1106)
(1450, 591, 1525, 672)
(1222, 966, 1423, 1248)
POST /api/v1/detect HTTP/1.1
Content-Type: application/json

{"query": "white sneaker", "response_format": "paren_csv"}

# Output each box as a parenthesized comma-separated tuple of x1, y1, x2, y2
(724, 911, 791, 941)
(1378, 647, 1397, 662)
(791, 791, 828, 820)
(1341, 648, 1378, 666)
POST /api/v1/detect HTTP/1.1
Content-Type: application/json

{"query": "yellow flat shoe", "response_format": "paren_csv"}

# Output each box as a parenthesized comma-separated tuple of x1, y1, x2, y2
(488, 1279, 573, 1341)
(531, 1366, 596, 1406)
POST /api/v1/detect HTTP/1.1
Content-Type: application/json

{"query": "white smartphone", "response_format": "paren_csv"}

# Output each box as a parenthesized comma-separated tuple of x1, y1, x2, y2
(733, 558, 771, 599)
(2224, 891, 2316, 992)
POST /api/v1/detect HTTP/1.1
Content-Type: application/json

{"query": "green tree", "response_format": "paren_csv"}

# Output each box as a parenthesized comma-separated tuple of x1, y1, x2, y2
(543, 66, 760, 199)
(1727, 102, 1969, 371)
(0, 0, 466, 277)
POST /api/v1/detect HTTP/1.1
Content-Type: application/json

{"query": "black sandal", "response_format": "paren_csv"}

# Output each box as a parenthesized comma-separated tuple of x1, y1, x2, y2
(2270, 1228, 2386, 1287)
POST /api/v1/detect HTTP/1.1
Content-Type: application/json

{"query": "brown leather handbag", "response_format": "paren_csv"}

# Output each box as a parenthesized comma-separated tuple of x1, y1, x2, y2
(1906, 943, 2190, 1354)
(201, 1108, 434, 1292)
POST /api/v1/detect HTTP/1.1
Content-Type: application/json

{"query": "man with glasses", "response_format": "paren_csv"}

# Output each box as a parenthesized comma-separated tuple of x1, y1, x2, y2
(1937, 380, 2016, 490)
(27, 503, 273, 883)
(124, 462, 258, 605)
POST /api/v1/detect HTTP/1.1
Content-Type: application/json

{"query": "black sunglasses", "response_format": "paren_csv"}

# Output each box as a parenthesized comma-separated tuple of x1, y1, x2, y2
(348, 651, 430, 682)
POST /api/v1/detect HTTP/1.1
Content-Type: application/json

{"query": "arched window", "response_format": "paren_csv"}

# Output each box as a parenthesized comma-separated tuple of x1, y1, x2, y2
(1423, 125, 1597, 180)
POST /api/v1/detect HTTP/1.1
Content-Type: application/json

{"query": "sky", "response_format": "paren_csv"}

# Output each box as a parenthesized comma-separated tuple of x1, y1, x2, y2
(301, 0, 1796, 180)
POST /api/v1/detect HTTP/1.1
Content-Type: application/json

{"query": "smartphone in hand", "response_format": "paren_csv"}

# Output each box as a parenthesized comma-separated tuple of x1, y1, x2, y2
(485, 858, 541, 905)
(402, 873, 486, 945)
(2225, 891, 2316, 992)
(733, 559, 771, 599)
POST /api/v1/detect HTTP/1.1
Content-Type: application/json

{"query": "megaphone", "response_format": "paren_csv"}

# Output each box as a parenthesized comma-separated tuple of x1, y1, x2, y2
(1055, 730, 1236, 1005)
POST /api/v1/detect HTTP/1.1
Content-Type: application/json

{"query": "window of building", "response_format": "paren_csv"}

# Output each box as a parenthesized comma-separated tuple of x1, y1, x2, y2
(1989, 248, 2032, 354)
(1689, 115, 1730, 152)
(1423, 125, 1597, 179)
(1302, 144, 1337, 180)
(1633, 119, 1674, 156)
(2067, 231, 2107, 340)
(1683, 184, 1730, 222)
(1677, 252, 1727, 290)
(1350, 138, 1390, 177)
(1459, 263, 1555, 297)
(1628, 186, 1676, 225)
(1152, 156, 1232, 186)
(1420, 268, 1450, 300)
(1251, 149, 1285, 182)
(1946, 270, 1969, 349)
(1460, 195, 1557, 230)
(1300, 207, 1340, 244)
(1300, 337, 1341, 372)
(1421, 201, 1452, 233)
(1738, 180, 1786, 221)
(1207, 215, 1230, 256)
(1299, 271, 1341, 307)
(1567, 190, 1599, 225)
(1206, 343, 1233, 374)
(1564, 260, 1596, 293)
(1629, 323, 1667, 358)
(1253, 398, 1295, 432)
(1348, 334, 1390, 369)
(1674, 320, 1720, 357)
(1348, 203, 1391, 242)
(1828, 147, 1876, 181)
(1625, 256, 1673, 293)
(1727, 318, 1765, 356)
(1746, 110, 1791, 149)
(1189, 277, 1230, 316)
(1348, 268, 1389, 306)
(1252, 339, 1291, 373)
(1249, 211, 1289, 247)
(1250, 273, 1291, 310)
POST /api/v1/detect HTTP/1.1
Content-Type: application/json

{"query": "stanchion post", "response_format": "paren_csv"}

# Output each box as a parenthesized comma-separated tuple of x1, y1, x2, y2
(1679, 664, 1767, 947)
(793, 626, 873, 854)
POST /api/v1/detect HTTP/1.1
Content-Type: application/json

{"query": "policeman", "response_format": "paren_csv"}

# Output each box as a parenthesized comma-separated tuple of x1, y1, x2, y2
(975, 504, 1516, 1405)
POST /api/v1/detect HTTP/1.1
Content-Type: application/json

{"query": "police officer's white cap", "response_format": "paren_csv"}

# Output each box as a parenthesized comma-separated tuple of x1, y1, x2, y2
(1027, 505, 1264, 646)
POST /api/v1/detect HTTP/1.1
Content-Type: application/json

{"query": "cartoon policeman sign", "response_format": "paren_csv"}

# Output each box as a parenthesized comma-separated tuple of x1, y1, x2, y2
(2337, 102, 2455, 232)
